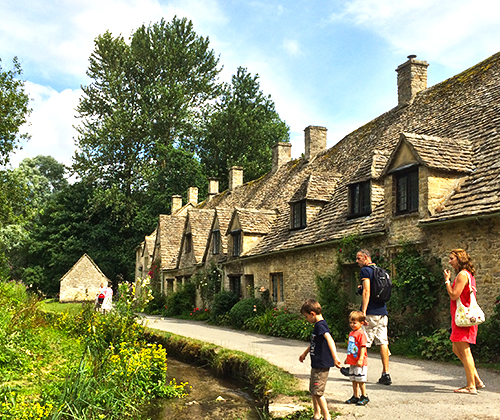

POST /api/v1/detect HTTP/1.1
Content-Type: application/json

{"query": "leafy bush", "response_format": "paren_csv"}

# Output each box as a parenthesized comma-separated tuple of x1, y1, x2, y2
(163, 282, 196, 317)
(210, 290, 239, 322)
(229, 298, 265, 328)
(417, 329, 455, 361)
(192, 261, 223, 309)
(475, 294, 500, 363)
(246, 307, 313, 341)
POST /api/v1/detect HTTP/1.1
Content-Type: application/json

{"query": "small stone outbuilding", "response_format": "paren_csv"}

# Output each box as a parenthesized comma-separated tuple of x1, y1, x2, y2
(59, 254, 109, 302)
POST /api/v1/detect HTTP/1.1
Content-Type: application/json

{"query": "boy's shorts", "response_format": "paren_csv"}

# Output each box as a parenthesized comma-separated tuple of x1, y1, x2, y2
(363, 315, 389, 347)
(309, 368, 330, 396)
(349, 365, 367, 383)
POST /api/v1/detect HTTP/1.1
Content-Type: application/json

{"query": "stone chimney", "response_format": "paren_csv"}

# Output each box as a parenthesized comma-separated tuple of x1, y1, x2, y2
(304, 126, 327, 161)
(229, 166, 243, 191)
(208, 178, 219, 201)
(396, 55, 429, 106)
(272, 142, 292, 172)
(187, 187, 198, 206)
(171, 195, 182, 214)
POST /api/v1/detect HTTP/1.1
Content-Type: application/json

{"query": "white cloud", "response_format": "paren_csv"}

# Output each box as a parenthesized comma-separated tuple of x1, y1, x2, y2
(330, 0, 500, 68)
(10, 83, 81, 168)
(283, 39, 301, 56)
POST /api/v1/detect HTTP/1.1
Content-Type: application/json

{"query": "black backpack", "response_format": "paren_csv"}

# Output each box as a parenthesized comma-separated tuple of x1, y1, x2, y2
(369, 265, 392, 303)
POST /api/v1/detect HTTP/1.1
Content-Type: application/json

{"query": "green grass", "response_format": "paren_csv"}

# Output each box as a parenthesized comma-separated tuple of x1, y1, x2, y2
(39, 299, 84, 315)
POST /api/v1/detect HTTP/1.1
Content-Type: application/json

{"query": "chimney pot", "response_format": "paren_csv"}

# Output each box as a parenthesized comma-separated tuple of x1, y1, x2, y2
(187, 187, 198, 206)
(304, 126, 327, 161)
(272, 142, 292, 172)
(396, 55, 429, 106)
(229, 166, 243, 191)
(171, 195, 182, 214)
(208, 179, 219, 200)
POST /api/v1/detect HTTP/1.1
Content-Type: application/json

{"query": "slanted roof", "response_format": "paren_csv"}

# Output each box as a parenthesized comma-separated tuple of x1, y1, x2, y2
(183, 209, 215, 264)
(382, 132, 474, 175)
(60, 253, 109, 283)
(227, 208, 277, 235)
(289, 173, 339, 203)
(155, 215, 185, 270)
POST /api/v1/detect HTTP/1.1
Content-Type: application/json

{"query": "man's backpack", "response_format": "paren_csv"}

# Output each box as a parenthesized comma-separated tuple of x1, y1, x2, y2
(369, 265, 392, 303)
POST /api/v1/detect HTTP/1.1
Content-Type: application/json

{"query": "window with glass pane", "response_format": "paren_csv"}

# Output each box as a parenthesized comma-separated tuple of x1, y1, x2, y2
(270, 273, 284, 302)
(395, 168, 419, 214)
(232, 231, 241, 256)
(292, 200, 306, 229)
(349, 181, 371, 217)
(212, 230, 220, 255)
(185, 233, 192, 253)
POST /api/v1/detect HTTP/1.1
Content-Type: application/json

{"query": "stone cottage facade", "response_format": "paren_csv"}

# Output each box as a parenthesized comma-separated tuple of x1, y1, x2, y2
(60, 253, 110, 302)
(137, 52, 500, 314)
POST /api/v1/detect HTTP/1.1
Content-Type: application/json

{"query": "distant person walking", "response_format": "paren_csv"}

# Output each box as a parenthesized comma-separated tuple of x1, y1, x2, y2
(96, 283, 106, 311)
(356, 249, 392, 385)
(444, 249, 485, 394)
(299, 299, 341, 420)
(101, 284, 113, 314)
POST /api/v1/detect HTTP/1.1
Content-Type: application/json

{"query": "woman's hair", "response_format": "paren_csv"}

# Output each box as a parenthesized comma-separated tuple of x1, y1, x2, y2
(349, 310, 366, 323)
(450, 248, 475, 276)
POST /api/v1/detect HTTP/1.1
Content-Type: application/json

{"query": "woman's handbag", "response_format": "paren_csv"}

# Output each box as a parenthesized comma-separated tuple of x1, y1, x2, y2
(455, 273, 485, 327)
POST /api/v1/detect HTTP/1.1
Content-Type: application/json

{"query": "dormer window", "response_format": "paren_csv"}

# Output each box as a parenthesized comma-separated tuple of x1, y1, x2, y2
(185, 233, 192, 253)
(231, 230, 241, 257)
(212, 230, 220, 255)
(395, 167, 419, 214)
(291, 200, 306, 229)
(348, 181, 371, 218)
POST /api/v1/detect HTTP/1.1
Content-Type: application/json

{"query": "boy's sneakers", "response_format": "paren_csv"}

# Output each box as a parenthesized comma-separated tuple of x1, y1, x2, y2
(340, 367, 350, 377)
(378, 373, 392, 385)
(356, 395, 370, 406)
(345, 395, 359, 404)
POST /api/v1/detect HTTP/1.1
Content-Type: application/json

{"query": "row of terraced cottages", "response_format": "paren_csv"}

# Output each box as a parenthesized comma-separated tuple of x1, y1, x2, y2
(136, 52, 500, 315)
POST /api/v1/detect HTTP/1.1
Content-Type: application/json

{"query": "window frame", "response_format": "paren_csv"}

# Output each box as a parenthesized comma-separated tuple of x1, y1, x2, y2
(291, 200, 307, 229)
(212, 230, 221, 255)
(348, 180, 372, 218)
(231, 230, 242, 257)
(270, 272, 284, 303)
(395, 167, 419, 215)
(184, 233, 192, 253)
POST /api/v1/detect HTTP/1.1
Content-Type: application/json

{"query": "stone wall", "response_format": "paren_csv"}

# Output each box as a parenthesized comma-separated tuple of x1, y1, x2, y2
(60, 256, 108, 302)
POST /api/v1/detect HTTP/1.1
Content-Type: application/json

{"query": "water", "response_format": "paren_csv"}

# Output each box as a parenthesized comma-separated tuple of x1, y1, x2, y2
(145, 357, 263, 420)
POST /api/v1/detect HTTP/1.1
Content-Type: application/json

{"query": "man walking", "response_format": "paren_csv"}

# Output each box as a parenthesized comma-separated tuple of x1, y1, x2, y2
(356, 249, 392, 385)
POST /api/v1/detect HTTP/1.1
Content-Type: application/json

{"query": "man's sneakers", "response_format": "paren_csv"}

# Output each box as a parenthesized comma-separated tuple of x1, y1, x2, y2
(345, 395, 359, 404)
(345, 395, 369, 406)
(356, 395, 370, 406)
(378, 373, 392, 385)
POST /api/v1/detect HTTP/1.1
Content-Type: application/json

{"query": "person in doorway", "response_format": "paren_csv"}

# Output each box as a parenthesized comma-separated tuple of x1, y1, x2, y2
(101, 284, 113, 314)
(444, 248, 485, 394)
(299, 299, 341, 420)
(344, 310, 369, 405)
(356, 249, 392, 385)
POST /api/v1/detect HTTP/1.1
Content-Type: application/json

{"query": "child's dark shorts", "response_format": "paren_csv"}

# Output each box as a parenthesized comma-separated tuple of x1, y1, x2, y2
(309, 368, 330, 396)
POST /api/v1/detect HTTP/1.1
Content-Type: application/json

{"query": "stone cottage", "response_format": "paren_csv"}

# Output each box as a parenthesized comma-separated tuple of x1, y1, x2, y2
(60, 253, 110, 302)
(137, 52, 500, 314)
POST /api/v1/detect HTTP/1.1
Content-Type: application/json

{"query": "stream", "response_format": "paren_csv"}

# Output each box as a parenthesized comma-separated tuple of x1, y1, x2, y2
(144, 357, 264, 420)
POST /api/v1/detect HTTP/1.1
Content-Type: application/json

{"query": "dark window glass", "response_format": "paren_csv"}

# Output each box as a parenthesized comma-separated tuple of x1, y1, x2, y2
(232, 231, 241, 256)
(395, 168, 419, 214)
(185, 233, 192, 253)
(349, 181, 371, 217)
(292, 200, 307, 229)
(230, 276, 241, 298)
(212, 230, 220, 255)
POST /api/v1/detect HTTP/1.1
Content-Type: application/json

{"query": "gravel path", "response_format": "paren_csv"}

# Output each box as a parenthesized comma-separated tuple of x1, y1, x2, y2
(141, 315, 500, 420)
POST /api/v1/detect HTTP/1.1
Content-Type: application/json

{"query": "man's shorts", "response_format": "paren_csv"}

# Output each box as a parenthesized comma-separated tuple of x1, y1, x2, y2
(309, 368, 330, 396)
(363, 315, 389, 347)
(349, 365, 367, 382)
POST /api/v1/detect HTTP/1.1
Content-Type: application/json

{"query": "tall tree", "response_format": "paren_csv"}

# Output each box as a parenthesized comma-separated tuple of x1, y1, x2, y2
(197, 67, 290, 190)
(0, 57, 31, 165)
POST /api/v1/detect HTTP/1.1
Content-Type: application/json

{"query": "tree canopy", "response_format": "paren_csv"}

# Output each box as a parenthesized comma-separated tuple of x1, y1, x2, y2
(0, 57, 31, 165)
(196, 67, 289, 190)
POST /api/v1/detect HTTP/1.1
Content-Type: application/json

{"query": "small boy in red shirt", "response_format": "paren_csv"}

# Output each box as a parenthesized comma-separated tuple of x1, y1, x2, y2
(344, 310, 369, 406)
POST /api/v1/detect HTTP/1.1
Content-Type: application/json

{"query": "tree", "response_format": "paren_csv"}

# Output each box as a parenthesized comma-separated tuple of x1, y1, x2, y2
(74, 17, 222, 201)
(196, 67, 290, 190)
(0, 57, 31, 165)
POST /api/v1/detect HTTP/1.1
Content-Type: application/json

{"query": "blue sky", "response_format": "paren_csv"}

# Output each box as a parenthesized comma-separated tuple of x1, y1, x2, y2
(2, 0, 500, 168)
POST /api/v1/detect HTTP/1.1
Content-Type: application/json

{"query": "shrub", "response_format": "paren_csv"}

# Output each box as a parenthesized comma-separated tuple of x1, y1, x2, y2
(163, 282, 196, 317)
(417, 329, 455, 362)
(246, 307, 313, 341)
(210, 290, 239, 322)
(229, 298, 265, 329)
(475, 294, 500, 363)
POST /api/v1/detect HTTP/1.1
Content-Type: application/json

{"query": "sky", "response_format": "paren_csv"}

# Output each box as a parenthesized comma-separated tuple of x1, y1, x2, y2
(2, 0, 500, 170)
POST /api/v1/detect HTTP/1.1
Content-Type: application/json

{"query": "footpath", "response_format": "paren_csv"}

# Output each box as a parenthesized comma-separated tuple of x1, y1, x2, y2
(140, 315, 500, 420)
